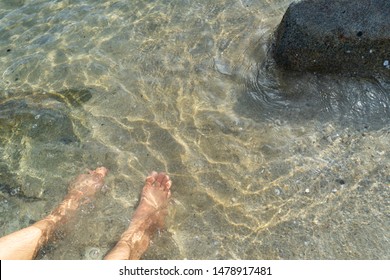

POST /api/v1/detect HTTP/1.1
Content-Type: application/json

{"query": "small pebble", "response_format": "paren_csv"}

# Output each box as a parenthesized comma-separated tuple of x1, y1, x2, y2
(305, 188, 310, 193)
(336, 179, 346, 185)
(384, 60, 390, 69)
(85, 247, 103, 260)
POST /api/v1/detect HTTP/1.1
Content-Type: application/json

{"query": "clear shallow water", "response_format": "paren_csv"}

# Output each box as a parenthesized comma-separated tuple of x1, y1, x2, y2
(0, 0, 389, 259)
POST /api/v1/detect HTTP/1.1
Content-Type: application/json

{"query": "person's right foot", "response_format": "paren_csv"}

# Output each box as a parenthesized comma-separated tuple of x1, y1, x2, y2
(132, 171, 172, 229)
(104, 171, 172, 260)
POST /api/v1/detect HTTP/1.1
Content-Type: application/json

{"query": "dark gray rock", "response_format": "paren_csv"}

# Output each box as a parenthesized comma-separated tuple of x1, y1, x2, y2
(272, 0, 390, 78)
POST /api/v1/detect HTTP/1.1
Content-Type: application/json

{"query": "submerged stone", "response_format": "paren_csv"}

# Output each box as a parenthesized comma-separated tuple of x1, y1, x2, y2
(272, 0, 390, 78)
(0, 99, 78, 144)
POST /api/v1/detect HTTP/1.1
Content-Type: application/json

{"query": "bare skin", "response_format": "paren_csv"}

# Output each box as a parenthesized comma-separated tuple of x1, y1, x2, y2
(104, 171, 172, 260)
(0, 167, 108, 260)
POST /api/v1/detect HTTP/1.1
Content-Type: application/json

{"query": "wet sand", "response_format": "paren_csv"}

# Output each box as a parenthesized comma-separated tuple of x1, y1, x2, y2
(0, 0, 389, 259)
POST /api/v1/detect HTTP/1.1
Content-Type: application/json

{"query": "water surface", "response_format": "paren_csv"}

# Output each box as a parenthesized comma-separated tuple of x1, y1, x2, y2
(0, 0, 389, 259)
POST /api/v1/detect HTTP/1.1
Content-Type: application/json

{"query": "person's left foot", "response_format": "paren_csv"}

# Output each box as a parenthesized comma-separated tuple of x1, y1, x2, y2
(32, 167, 108, 249)
(68, 167, 108, 199)
(36, 167, 108, 229)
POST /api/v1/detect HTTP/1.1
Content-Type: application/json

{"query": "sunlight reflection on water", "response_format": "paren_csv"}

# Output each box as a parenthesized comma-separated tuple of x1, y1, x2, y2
(0, 0, 389, 259)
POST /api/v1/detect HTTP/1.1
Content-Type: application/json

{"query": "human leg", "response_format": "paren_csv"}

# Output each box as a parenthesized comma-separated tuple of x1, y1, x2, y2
(104, 172, 172, 260)
(0, 167, 108, 260)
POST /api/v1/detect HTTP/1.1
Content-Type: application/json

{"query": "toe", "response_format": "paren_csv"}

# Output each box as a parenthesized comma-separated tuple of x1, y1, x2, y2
(165, 179, 172, 191)
(146, 171, 158, 185)
(155, 172, 166, 188)
(161, 175, 171, 190)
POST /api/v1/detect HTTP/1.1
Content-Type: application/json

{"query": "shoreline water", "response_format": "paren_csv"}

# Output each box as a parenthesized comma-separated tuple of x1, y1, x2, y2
(0, 0, 389, 259)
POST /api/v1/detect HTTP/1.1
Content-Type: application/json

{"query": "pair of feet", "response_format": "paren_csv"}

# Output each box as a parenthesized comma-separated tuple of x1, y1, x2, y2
(41, 168, 172, 260)
(70, 168, 171, 219)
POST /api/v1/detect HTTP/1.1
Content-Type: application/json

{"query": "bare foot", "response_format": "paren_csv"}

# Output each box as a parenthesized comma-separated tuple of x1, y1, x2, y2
(67, 166, 108, 199)
(34, 167, 109, 239)
(0, 167, 108, 260)
(104, 171, 172, 260)
(132, 171, 172, 228)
